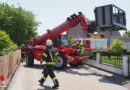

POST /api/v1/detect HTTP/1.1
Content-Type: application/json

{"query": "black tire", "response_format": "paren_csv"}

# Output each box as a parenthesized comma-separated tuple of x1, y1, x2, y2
(26, 52, 34, 66)
(54, 53, 67, 69)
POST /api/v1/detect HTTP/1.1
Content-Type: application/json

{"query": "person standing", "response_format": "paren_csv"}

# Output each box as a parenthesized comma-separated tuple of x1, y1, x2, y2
(80, 43, 85, 56)
(21, 44, 25, 62)
(39, 39, 59, 89)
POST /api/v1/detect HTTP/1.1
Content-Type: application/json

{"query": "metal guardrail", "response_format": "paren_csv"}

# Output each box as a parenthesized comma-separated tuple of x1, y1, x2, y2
(100, 55, 122, 67)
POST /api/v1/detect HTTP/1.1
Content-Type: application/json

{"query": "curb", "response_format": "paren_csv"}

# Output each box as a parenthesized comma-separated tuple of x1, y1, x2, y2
(1, 63, 21, 90)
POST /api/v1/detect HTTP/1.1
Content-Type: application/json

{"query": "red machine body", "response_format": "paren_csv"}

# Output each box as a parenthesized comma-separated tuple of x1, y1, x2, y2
(25, 12, 88, 69)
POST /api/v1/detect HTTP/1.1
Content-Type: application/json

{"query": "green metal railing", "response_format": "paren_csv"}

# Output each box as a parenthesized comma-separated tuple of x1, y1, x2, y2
(87, 52, 96, 61)
(101, 55, 122, 67)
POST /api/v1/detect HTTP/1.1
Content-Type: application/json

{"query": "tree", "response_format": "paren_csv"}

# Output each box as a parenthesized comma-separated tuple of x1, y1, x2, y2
(123, 33, 128, 37)
(127, 31, 130, 37)
(123, 31, 130, 37)
(0, 3, 40, 45)
(110, 39, 125, 56)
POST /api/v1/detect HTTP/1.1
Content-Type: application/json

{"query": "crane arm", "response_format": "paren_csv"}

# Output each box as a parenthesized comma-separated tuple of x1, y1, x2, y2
(26, 12, 88, 46)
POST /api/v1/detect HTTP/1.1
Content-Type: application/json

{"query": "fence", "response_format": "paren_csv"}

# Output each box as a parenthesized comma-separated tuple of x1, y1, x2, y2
(101, 55, 122, 67)
(0, 50, 21, 87)
(87, 52, 96, 61)
(86, 51, 130, 77)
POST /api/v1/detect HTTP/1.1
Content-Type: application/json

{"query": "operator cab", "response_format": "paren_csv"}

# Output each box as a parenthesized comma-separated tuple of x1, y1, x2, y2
(52, 34, 70, 47)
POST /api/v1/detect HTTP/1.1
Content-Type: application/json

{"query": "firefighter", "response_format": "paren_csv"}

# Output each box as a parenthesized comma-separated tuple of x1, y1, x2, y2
(21, 44, 25, 62)
(80, 43, 85, 56)
(39, 39, 59, 89)
(73, 41, 80, 56)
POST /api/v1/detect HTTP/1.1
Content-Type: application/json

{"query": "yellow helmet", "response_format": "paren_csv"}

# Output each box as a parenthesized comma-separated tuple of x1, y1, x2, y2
(80, 43, 83, 46)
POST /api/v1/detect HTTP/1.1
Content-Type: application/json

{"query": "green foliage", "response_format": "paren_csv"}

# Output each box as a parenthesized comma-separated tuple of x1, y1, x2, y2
(123, 33, 128, 37)
(0, 42, 18, 56)
(110, 39, 125, 56)
(67, 36, 76, 45)
(0, 3, 40, 46)
(127, 50, 130, 55)
(93, 49, 107, 53)
(123, 31, 130, 37)
(0, 30, 12, 50)
(10, 42, 18, 51)
(127, 31, 130, 37)
(0, 30, 18, 55)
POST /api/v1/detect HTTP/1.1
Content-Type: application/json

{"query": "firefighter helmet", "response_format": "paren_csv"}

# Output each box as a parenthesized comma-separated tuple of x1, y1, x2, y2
(46, 39, 53, 46)
(80, 43, 83, 46)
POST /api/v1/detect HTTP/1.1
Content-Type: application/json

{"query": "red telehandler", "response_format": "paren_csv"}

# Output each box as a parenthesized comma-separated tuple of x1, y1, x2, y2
(24, 12, 88, 69)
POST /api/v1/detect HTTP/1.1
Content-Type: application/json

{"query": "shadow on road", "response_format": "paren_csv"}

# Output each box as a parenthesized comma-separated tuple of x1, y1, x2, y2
(37, 85, 54, 90)
(23, 64, 45, 69)
(55, 66, 103, 77)
(23, 63, 106, 77)
(99, 74, 130, 89)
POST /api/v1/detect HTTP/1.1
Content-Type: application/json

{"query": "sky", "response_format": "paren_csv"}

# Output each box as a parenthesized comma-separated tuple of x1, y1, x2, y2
(0, 0, 130, 35)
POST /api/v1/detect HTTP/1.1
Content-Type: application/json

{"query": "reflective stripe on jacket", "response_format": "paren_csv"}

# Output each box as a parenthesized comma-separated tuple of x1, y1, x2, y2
(42, 46, 59, 66)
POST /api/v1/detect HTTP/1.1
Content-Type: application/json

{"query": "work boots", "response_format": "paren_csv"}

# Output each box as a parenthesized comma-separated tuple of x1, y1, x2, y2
(39, 79, 45, 86)
(52, 79, 59, 89)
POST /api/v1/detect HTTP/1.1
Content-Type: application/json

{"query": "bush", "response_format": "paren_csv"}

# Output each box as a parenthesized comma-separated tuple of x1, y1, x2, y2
(110, 39, 125, 56)
(127, 50, 130, 55)
(10, 42, 18, 51)
(0, 31, 18, 55)
(0, 30, 12, 50)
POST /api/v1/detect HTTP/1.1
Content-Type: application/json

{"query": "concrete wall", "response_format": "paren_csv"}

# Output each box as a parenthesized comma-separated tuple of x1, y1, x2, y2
(86, 60, 123, 75)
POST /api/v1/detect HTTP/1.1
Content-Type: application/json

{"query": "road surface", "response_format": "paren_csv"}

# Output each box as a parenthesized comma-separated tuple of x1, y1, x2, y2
(7, 61, 129, 90)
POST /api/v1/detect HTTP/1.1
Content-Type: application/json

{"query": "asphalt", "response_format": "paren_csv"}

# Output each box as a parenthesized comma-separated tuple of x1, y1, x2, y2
(7, 61, 130, 90)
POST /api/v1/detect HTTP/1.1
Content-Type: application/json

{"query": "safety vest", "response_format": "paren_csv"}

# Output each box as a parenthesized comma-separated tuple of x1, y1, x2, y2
(80, 46, 85, 55)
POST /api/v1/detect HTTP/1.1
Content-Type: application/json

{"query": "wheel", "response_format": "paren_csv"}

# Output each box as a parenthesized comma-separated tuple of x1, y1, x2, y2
(54, 53, 67, 69)
(26, 52, 34, 66)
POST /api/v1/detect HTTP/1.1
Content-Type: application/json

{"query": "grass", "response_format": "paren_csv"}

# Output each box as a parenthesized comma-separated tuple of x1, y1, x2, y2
(101, 56, 122, 67)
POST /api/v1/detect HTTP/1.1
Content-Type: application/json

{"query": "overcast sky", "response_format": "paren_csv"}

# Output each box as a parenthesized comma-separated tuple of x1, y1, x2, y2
(0, 0, 129, 35)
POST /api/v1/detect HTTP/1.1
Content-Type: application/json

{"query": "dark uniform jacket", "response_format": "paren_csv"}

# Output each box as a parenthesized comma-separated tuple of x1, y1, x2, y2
(42, 46, 58, 65)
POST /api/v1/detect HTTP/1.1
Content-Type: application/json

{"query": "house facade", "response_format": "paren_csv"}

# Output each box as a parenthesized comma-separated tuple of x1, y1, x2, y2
(67, 21, 130, 50)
